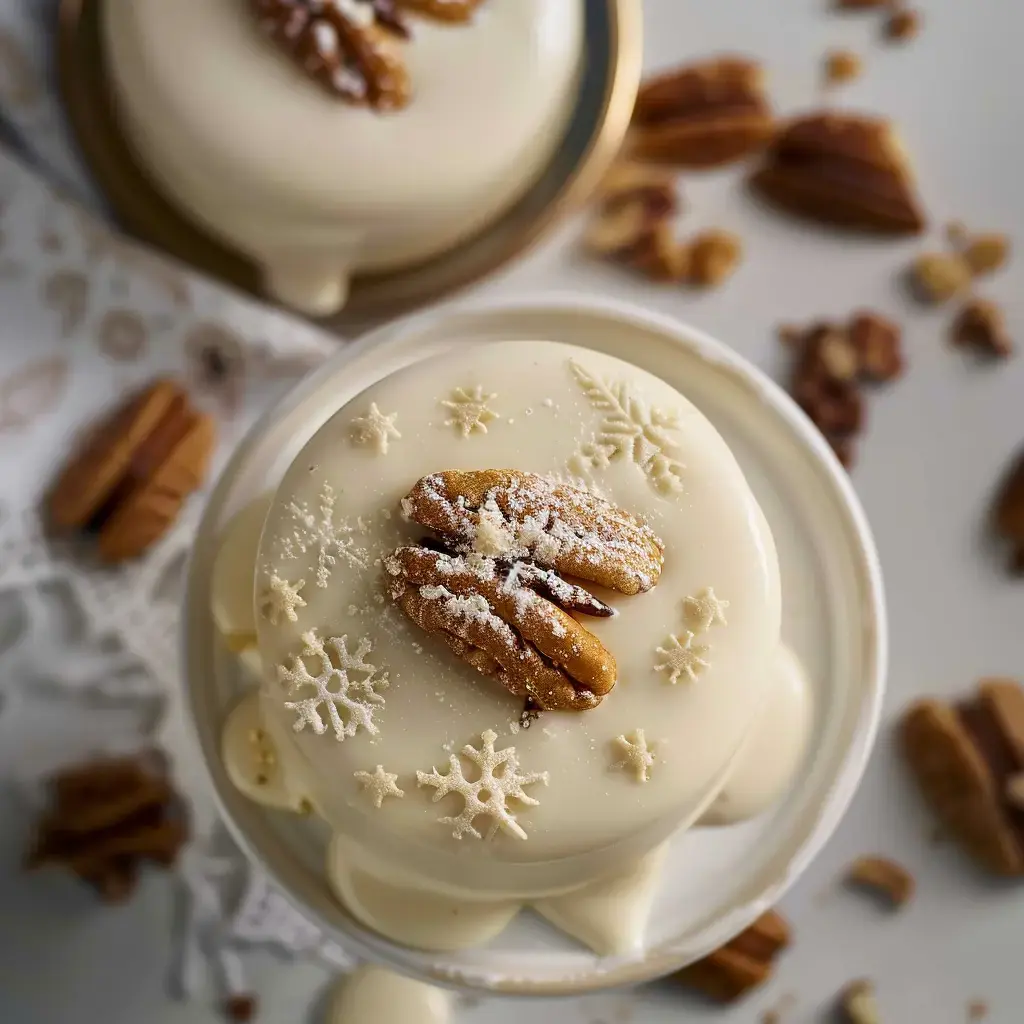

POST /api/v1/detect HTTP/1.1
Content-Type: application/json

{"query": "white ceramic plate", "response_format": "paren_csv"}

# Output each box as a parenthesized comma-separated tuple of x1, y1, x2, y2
(182, 296, 887, 994)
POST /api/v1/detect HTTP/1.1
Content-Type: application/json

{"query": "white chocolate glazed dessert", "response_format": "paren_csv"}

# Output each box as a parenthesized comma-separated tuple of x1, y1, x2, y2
(214, 339, 814, 955)
(102, 0, 583, 315)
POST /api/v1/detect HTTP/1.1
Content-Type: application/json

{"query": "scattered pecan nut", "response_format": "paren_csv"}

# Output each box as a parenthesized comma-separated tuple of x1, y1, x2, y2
(849, 311, 905, 382)
(47, 379, 216, 563)
(839, 980, 880, 1024)
(390, 471, 664, 711)
(901, 679, 1024, 875)
(750, 111, 926, 234)
(845, 855, 916, 908)
(908, 252, 972, 304)
(688, 229, 744, 287)
(26, 753, 189, 903)
(585, 165, 688, 281)
(672, 910, 791, 1002)
(630, 56, 775, 169)
(824, 49, 864, 85)
(884, 7, 922, 41)
(223, 994, 259, 1023)
(953, 299, 1013, 359)
(962, 233, 1012, 276)
(993, 447, 1024, 571)
(782, 313, 903, 469)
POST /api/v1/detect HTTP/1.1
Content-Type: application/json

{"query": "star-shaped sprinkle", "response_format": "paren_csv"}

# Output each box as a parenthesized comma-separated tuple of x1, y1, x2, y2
(683, 587, 730, 632)
(612, 729, 656, 782)
(259, 575, 307, 624)
(354, 764, 405, 809)
(655, 631, 710, 685)
(441, 386, 499, 437)
(350, 403, 401, 454)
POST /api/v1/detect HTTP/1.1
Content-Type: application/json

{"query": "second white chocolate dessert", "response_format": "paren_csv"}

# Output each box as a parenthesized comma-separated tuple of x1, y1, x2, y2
(102, 0, 583, 314)
(215, 338, 805, 953)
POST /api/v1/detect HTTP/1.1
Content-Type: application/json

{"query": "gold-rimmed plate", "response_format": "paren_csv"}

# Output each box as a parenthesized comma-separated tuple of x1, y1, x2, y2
(57, 0, 641, 323)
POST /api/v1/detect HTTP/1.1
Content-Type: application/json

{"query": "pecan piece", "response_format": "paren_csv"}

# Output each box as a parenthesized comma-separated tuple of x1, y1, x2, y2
(845, 855, 915, 908)
(953, 299, 1013, 359)
(631, 57, 775, 169)
(750, 112, 926, 234)
(26, 753, 188, 902)
(385, 545, 615, 711)
(671, 910, 791, 1002)
(401, 470, 665, 596)
(901, 680, 1024, 875)
(994, 447, 1024, 570)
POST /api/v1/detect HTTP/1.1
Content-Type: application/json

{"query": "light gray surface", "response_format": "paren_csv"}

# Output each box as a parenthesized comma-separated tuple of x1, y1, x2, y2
(2, 0, 1024, 1021)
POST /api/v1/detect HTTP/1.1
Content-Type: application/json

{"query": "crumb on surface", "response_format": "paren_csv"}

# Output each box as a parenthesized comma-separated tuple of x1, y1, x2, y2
(824, 49, 864, 85)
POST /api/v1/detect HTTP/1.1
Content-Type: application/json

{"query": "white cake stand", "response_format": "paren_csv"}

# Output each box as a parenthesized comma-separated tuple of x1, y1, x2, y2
(182, 296, 886, 995)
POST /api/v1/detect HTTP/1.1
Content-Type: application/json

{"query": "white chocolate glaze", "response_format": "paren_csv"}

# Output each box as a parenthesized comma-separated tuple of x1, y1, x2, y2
(327, 835, 521, 951)
(210, 496, 272, 652)
(250, 339, 781, 904)
(701, 644, 813, 826)
(328, 966, 451, 1024)
(102, 0, 583, 313)
(531, 843, 668, 956)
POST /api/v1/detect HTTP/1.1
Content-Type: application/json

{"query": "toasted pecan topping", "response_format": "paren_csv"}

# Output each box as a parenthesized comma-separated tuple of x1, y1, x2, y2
(385, 545, 615, 711)
(401, 470, 664, 596)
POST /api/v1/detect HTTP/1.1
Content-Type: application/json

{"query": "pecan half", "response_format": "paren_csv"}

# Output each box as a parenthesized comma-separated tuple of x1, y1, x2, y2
(401, 470, 665, 596)
(750, 111, 926, 234)
(631, 57, 775, 169)
(385, 545, 616, 711)
(994, 447, 1024, 571)
(389, 471, 665, 710)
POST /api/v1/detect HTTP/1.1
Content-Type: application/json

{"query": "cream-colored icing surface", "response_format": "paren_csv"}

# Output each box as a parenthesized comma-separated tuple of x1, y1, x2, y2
(249, 339, 781, 903)
(328, 966, 451, 1024)
(210, 496, 272, 652)
(102, 0, 582, 314)
(701, 644, 813, 826)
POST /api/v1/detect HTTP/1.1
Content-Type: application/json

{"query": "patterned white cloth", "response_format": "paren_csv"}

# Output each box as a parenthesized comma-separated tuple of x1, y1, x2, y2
(0, 109, 359, 1010)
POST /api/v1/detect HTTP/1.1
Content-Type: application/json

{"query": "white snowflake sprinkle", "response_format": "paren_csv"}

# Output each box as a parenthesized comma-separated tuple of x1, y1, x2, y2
(281, 482, 369, 588)
(350, 403, 401, 454)
(441, 386, 499, 437)
(259, 575, 307, 624)
(613, 729, 656, 782)
(278, 630, 387, 740)
(416, 730, 548, 840)
(569, 361, 685, 494)
(354, 765, 404, 808)
(683, 587, 729, 632)
(655, 631, 710, 685)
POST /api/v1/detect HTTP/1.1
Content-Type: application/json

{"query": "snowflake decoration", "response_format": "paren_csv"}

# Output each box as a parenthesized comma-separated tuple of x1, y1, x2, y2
(354, 764, 405, 808)
(683, 587, 730, 633)
(613, 729, 656, 782)
(280, 482, 369, 587)
(259, 574, 307, 624)
(441, 386, 499, 437)
(349, 402, 401, 454)
(655, 631, 710, 685)
(416, 729, 548, 840)
(277, 629, 387, 740)
(569, 361, 685, 494)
